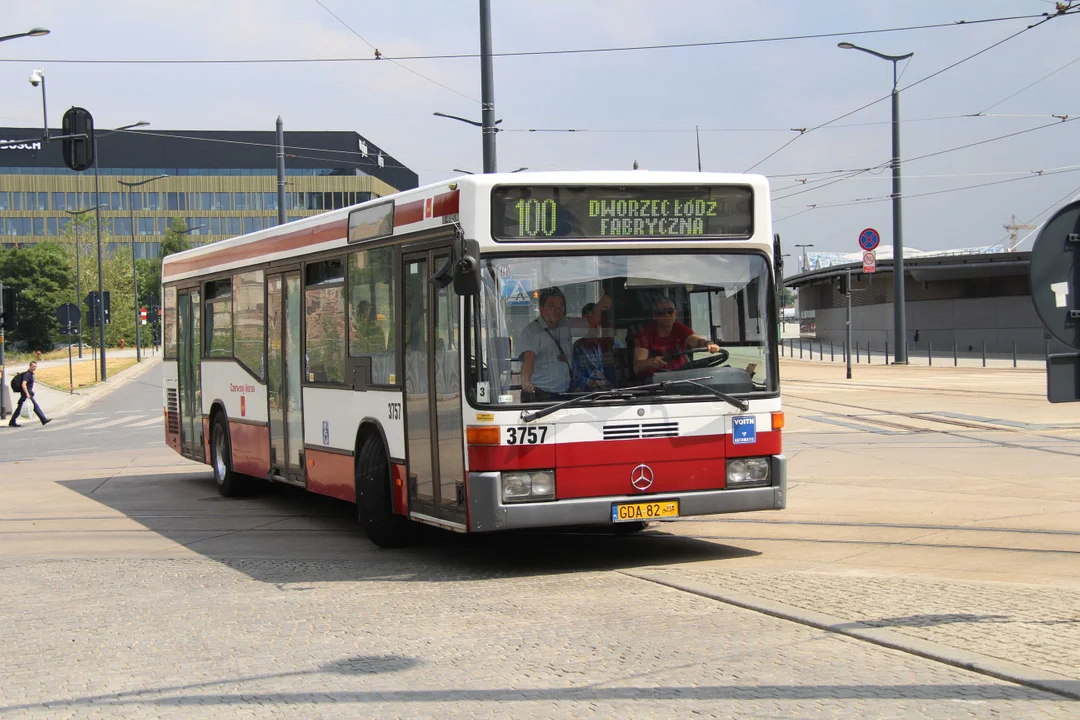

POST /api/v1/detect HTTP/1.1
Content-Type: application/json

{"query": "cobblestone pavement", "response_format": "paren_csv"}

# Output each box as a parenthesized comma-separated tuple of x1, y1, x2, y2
(632, 565, 1080, 681)
(1, 554, 1077, 719)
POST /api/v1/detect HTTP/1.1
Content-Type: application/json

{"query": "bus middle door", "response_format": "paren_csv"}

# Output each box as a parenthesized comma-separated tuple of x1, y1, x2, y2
(402, 248, 467, 529)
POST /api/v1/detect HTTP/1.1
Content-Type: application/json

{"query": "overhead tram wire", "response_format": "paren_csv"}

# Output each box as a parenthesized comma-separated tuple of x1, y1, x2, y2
(742, 9, 1074, 173)
(977, 51, 1080, 114)
(777, 165, 1080, 213)
(2, 10, 1074, 66)
(312, 0, 478, 103)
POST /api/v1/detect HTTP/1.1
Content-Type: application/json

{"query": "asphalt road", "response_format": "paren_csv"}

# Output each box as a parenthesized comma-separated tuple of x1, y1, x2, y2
(1, 361, 1077, 718)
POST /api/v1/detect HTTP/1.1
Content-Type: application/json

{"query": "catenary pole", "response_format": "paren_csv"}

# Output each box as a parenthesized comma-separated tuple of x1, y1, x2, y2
(479, 0, 497, 173)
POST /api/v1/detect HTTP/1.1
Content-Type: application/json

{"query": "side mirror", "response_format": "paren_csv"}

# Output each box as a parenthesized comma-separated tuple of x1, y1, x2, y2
(453, 239, 481, 296)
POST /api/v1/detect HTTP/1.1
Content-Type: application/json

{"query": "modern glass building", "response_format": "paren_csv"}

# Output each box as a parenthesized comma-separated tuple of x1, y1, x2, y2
(0, 127, 417, 257)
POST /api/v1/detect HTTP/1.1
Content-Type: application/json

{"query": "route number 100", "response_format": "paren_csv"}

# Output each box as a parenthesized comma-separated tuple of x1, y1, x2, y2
(516, 199, 558, 237)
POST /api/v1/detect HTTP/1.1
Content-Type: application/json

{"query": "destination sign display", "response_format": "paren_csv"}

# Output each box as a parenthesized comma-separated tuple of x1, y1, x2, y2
(492, 185, 753, 241)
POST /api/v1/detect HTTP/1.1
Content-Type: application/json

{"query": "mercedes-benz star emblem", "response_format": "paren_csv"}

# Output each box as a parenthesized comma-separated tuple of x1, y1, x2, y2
(631, 464, 654, 491)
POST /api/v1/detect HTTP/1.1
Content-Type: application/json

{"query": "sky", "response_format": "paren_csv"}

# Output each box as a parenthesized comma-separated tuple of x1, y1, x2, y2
(1, 1, 1078, 262)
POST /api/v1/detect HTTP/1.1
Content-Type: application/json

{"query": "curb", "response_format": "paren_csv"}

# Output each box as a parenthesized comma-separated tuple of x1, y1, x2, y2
(47, 357, 161, 418)
(622, 570, 1080, 701)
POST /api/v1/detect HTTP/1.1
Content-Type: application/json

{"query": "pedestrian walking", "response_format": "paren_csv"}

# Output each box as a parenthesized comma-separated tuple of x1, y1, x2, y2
(8, 361, 51, 427)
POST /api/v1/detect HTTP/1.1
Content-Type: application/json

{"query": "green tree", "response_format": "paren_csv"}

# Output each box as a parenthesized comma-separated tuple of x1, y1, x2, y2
(0, 242, 74, 352)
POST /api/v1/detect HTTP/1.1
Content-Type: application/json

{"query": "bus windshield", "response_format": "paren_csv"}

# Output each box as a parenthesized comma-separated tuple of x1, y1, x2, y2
(467, 252, 776, 406)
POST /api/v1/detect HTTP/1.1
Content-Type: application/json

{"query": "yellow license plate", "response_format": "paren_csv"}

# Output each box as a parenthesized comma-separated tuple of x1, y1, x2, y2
(611, 500, 679, 523)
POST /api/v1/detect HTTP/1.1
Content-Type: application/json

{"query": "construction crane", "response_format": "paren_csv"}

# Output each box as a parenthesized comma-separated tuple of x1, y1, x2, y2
(1003, 214, 1037, 251)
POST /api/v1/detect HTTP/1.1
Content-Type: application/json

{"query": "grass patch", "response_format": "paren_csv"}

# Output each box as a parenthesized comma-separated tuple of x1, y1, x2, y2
(34, 357, 140, 391)
(5, 347, 129, 363)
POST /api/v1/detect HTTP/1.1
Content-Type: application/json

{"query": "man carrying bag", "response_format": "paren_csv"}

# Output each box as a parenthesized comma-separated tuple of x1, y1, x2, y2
(8, 361, 51, 427)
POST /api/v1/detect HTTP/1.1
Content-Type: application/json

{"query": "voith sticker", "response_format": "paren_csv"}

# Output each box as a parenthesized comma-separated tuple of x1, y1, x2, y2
(732, 415, 757, 445)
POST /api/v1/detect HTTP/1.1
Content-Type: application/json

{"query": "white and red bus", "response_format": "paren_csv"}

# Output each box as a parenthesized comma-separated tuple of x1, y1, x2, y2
(161, 171, 785, 546)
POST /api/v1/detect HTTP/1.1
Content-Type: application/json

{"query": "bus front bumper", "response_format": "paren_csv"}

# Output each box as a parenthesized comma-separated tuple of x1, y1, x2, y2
(467, 455, 786, 533)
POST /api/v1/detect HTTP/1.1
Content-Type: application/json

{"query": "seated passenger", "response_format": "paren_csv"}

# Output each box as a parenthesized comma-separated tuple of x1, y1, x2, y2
(572, 301, 618, 391)
(633, 298, 720, 381)
(519, 288, 574, 401)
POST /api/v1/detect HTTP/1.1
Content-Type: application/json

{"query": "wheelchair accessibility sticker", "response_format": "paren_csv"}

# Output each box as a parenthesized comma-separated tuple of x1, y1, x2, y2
(732, 415, 757, 445)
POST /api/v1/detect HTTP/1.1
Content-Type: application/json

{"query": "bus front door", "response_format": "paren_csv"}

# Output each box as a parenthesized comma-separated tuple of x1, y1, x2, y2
(267, 271, 305, 484)
(177, 288, 204, 461)
(402, 250, 467, 528)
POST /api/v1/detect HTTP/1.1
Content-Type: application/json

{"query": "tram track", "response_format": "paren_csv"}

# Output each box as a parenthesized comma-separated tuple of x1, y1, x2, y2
(784, 393, 1080, 457)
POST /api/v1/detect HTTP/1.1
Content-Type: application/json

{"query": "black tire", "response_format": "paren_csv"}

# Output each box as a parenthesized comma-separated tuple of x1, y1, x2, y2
(210, 413, 246, 497)
(355, 436, 414, 548)
(613, 521, 649, 535)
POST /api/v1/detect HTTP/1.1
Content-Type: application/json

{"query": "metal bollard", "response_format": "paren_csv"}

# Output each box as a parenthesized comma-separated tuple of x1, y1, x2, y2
(799, 340, 803, 359)
(928, 340, 932, 366)
(866, 343, 870, 365)
(982, 341, 986, 367)
(1013, 341, 1017, 368)
(953, 341, 957, 366)
(830, 342, 834, 362)
(885, 340, 889, 365)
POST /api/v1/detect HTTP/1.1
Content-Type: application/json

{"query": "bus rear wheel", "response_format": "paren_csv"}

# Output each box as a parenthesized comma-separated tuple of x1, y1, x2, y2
(355, 437, 414, 548)
(211, 413, 247, 497)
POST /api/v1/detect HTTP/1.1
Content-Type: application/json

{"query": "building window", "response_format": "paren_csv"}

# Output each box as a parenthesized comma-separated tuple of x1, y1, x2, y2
(114, 217, 132, 237)
(204, 279, 233, 358)
(52, 192, 68, 211)
(138, 217, 155, 236)
(243, 217, 260, 234)
(233, 270, 265, 379)
(227, 217, 241, 235)
(304, 258, 346, 384)
(214, 193, 230, 210)
(146, 192, 160, 211)
(348, 246, 395, 384)
(47, 217, 58, 236)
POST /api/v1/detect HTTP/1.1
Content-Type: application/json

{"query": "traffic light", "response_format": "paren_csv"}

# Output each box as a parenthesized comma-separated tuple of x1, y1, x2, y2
(62, 107, 95, 172)
(140, 306, 148, 325)
(84, 291, 111, 326)
(837, 274, 849, 295)
(1, 287, 16, 331)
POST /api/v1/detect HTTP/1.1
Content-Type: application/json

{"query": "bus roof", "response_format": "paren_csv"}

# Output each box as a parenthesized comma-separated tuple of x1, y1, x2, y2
(162, 171, 771, 283)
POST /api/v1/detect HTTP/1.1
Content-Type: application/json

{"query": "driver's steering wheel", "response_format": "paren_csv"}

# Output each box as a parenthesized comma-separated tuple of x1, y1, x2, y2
(656, 347, 729, 371)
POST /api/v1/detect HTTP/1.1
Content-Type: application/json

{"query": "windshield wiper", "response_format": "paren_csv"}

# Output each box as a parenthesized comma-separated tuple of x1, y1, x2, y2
(520, 376, 749, 423)
(633, 376, 750, 412)
(520, 388, 642, 423)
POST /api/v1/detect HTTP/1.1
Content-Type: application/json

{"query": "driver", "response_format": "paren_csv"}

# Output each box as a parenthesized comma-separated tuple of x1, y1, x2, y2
(633, 297, 720, 381)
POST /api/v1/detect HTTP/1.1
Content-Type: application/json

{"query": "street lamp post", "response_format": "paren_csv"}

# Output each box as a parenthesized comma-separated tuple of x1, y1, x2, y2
(0, 27, 49, 43)
(91, 121, 150, 381)
(794, 244, 814, 274)
(118, 175, 168, 362)
(434, 112, 503, 172)
(839, 41, 914, 364)
(478, 0, 497, 173)
(63, 204, 106, 358)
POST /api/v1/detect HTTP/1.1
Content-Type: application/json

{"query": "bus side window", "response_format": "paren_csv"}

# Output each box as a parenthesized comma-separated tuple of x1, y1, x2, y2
(348, 246, 396, 385)
(163, 285, 178, 358)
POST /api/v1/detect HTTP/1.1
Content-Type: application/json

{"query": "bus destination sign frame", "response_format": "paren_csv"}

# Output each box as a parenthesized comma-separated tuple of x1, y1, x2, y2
(492, 185, 754, 241)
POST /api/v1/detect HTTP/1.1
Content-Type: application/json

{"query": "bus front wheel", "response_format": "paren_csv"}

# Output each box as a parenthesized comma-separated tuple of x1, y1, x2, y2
(355, 437, 414, 548)
(211, 413, 246, 497)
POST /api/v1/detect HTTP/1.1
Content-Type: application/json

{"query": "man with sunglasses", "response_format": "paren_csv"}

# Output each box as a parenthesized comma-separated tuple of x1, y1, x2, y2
(633, 298, 720, 381)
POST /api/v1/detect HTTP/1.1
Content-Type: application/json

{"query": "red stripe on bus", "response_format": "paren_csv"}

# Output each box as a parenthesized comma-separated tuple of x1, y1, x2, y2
(162, 219, 348, 280)
(433, 190, 460, 217)
(306, 448, 355, 503)
(395, 190, 459, 227)
(229, 421, 270, 478)
(467, 443, 556, 471)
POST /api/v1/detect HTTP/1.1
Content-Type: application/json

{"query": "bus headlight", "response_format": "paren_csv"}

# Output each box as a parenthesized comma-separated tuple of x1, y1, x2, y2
(501, 470, 556, 503)
(727, 458, 770, 487)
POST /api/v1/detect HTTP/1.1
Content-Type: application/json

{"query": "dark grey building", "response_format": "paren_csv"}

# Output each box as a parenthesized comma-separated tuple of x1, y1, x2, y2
(786, 251, 1066, 356)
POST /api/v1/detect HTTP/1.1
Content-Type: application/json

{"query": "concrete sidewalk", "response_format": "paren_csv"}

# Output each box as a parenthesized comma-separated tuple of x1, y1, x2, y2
(2, 354, 161, 419)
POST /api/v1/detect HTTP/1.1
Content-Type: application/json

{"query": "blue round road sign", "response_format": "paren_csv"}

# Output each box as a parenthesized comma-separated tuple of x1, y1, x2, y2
(859, 228, 880, 251)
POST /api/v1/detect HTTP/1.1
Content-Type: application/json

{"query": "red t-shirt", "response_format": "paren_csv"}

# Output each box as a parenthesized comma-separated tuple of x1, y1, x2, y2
(635, 322, 695, 373)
